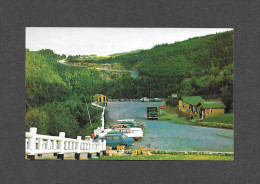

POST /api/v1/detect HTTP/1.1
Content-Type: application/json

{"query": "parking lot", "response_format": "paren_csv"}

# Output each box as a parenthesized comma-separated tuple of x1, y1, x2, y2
(105, 102, 234, 152)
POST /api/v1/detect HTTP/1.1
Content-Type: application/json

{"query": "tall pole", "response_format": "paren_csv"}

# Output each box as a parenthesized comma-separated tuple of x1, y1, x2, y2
(86, 102, 93, 129)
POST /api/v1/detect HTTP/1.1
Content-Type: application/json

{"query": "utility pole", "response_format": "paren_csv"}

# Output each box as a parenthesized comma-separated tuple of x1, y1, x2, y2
(86, 102, 93, 129)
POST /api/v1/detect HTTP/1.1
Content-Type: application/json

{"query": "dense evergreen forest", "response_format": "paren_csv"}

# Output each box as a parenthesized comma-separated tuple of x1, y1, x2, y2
(26, 49, 105, 138)
(67, 30, 233, 111)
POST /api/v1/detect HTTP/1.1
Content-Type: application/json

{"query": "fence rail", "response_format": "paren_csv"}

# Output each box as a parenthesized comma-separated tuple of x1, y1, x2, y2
(108, 99, 166, 102)
(25, 127, 106, 160)
(108, 99, 141, 102)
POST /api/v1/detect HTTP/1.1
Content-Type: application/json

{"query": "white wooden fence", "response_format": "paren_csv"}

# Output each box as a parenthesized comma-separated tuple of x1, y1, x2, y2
(91, 102, 105, 136)
(25, 127, 106, 159)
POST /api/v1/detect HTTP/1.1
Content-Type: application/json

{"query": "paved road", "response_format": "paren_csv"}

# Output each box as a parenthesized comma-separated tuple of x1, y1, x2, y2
(97, 68, 138, 78)
(105, 102, 234, 152)
(58, 60, 138, 78)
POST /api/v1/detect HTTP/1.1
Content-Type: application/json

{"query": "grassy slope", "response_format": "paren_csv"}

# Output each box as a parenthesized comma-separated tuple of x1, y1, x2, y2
(158, 106, 190, 124)
(205, 113, 234, 124)
(91, 154, 233, 161)
(158, 105, 233, 129)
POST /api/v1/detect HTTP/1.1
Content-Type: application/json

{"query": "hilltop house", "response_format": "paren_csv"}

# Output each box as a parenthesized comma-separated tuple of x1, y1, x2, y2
(93, 94, 107, 103)
(178, 96, 225, 119)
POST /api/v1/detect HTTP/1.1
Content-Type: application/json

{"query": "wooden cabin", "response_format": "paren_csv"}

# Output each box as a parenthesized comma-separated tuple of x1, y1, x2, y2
(178, 96, 205, 116)
(93, 94, 107, 103)
(197, 101, 226, 119)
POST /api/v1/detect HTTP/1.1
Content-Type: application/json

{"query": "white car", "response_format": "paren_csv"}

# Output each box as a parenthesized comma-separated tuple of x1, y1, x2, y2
(113, 124, 143, 132)
(140, 97, 149, 102)
(117, 119, 145, 127)
(113, 124, 143, 140)
(114, 128, 143, 140)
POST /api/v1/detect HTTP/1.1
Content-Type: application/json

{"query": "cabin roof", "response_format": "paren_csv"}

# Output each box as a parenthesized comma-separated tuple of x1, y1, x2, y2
(200, 101, 226, 109)
(180, 96, 205, 106)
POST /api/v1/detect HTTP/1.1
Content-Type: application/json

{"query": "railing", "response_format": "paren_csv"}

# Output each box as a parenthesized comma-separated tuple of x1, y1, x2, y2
(25, 127, 106, 157)
(91, 102, 105, 136)
(108, 99, 166, 102)
(108, 99, 141, 102)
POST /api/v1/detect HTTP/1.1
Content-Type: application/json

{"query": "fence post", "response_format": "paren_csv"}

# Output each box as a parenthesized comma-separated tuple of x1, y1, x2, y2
(38, 138, 43, 151)
(27, 127, 37, 160)
(75, 136, 81, 160)
(87, 139, 93, 159)
(102, 139, 106, 151)
(57, 132, 65, 160)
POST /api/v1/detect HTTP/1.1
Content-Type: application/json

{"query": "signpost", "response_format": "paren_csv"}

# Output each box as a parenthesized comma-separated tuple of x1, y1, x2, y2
(159, 105, 164, 115)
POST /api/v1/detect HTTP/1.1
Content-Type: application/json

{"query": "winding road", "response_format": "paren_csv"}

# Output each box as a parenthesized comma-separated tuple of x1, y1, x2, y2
(105, 102, 234, 152)
(58, 59, 138, 78)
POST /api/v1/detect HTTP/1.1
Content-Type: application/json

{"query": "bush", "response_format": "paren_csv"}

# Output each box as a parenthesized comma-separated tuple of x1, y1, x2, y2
(166, 96, 178, 107)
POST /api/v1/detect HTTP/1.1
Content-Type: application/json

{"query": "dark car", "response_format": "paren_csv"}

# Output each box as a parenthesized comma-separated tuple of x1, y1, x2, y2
(103, 134, 134, 148)
(147, 107, 158, 120)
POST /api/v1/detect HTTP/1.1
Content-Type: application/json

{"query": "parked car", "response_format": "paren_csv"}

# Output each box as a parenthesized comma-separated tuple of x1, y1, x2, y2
(152, 98, 163, 102)
(112, 124, 143, 140)
(107, 131, 126, 135)
(117, 119, 144, 129)
(140, 97, 149, 102)
(117, 119, 145, 127)
(113, 124, 143, 132)
(103, 134, 134, 148)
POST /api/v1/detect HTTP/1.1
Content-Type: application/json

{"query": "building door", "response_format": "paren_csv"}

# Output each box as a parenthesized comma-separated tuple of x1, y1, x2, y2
(199, 109, 204, 119)
(202, 110, 205, 119)
(103, 97, 106, 102)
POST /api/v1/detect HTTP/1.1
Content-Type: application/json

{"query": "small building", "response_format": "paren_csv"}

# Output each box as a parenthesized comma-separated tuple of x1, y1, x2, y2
(171, 94, 178, 98)
(197, 101, 226, 119)
(93, 94, 107, 103)
(179, 96, 205, 114)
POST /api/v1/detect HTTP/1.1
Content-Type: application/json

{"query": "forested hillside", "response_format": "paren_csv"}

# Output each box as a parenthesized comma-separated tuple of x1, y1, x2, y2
(26, 30, 233, 136)
(26, 49, 105, 138)
(97, 31, 233, 111)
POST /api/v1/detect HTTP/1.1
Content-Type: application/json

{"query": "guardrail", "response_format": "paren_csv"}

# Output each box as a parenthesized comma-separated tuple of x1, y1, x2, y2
(108, 99, 140, 102)
(108, 99, 166, 102)
(91, 102, 105, 136)
(25, 127, 106, 160)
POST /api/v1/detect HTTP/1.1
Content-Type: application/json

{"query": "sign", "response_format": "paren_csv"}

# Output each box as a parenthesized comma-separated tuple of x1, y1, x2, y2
(160, 105, 164, 109)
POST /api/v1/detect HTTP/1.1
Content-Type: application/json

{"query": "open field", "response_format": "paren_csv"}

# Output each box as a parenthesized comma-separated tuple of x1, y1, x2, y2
(206, 113, 234, 124)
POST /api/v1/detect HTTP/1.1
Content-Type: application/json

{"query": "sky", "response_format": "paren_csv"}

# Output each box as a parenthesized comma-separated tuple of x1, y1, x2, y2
(26, 28, 233, 56)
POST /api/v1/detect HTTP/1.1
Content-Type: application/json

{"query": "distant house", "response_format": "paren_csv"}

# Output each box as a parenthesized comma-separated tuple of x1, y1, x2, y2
(93, 94, 107, 103)
(178, 96, 205, 116)
(197, 101, 226, 119)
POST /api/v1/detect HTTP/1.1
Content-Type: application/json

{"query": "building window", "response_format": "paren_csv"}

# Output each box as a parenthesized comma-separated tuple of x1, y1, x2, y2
(206, 109, 213, 113)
